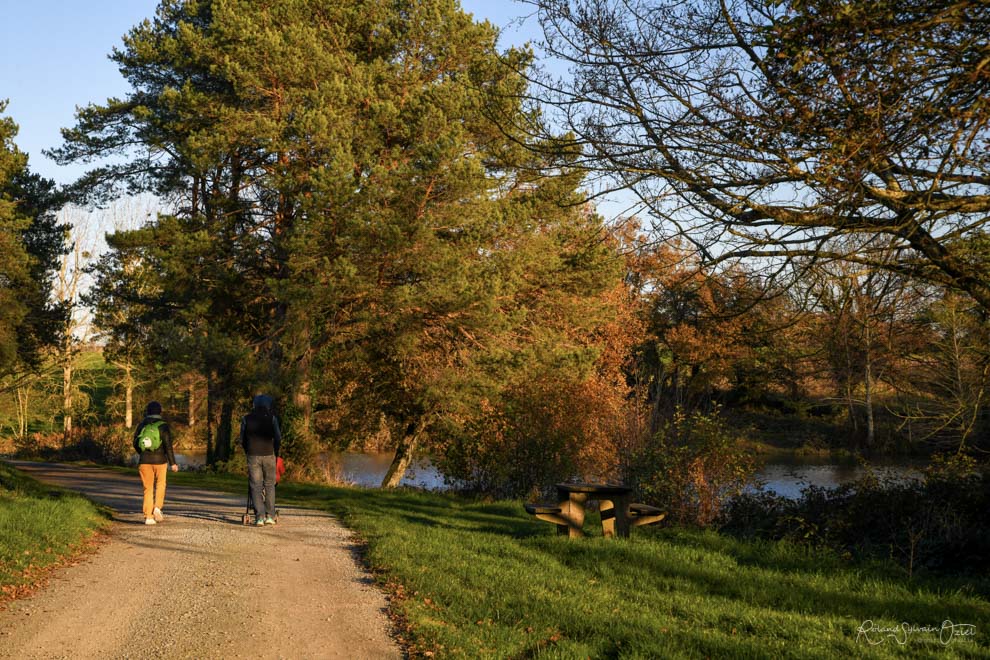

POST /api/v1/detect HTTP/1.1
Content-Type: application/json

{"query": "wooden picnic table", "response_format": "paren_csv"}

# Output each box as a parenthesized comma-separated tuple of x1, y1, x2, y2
(557, 482, 633, 538)
(524, 482, 665, 538)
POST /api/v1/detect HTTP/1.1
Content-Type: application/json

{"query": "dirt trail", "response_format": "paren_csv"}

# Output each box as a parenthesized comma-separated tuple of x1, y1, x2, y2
(0, 461, 401, 660)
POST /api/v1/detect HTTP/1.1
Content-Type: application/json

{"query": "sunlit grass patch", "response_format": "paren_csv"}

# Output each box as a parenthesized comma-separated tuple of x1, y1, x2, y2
(111, 468, 990, 657)
(270, 483, 989, 658)
(0, 462, 111, 588)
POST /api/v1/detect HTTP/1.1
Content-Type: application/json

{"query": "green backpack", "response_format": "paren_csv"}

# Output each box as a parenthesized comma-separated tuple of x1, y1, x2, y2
(136, 421, 164, 452)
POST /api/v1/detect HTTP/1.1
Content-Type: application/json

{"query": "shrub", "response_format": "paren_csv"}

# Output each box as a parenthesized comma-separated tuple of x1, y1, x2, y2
(437, 392, 582, 499)
(81, 425, 133, 465)
(721, 453, 990, 577)
(437, 375, 629, 498)
(12, 431, 61, 458)
(623, 407, 759, 527)
(12, 426, 133, 465)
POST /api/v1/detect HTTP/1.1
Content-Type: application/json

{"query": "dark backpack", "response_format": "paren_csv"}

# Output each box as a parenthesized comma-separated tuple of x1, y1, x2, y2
(244, 410, 275, 440)
(136, 421, 164, 452)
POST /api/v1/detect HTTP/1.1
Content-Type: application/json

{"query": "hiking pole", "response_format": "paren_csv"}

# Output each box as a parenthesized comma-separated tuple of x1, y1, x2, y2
(242, 482, 252, 525)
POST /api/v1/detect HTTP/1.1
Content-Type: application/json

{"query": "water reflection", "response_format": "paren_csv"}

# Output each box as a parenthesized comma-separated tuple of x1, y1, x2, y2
(167, 451, 921, 498)
(167, 451, 447, 490)
(337, 453, 447, 490)
(754, 462, 921, 499)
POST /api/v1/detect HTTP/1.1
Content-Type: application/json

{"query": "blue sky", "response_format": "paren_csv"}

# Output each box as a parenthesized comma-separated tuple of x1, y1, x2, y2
(0, 1, 539, 187)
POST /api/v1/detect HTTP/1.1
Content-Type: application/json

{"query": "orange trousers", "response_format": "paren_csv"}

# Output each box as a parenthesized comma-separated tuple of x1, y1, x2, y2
(138, 463, 168, 518)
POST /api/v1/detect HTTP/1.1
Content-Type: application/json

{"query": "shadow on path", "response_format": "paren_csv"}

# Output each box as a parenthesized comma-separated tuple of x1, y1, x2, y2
(0, 459, 403, 659)
(4, 460, 275, 525)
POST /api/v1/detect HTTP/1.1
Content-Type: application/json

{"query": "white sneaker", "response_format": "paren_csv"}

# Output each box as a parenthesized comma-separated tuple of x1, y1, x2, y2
(153, 507, 164, 522)
(145, 518, 157, 525)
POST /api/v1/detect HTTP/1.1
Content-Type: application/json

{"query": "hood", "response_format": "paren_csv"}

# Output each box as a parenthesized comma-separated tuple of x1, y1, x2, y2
(252, 394, 274, 412)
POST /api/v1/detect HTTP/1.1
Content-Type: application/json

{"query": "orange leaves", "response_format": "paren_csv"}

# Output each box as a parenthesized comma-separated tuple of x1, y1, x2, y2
(624, 407, 759, 527)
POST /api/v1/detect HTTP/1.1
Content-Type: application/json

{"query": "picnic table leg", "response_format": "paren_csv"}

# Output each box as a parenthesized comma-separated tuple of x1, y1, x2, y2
(615, 494, 632, 538)
(558, 492, 586, 538)
(600, 498, 616, 538)
(600, 495, 632, 538)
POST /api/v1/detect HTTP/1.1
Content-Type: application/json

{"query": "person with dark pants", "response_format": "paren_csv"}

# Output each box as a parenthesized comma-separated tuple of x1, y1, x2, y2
(239, 394, 282, 526)
(133, 401, 178, 525)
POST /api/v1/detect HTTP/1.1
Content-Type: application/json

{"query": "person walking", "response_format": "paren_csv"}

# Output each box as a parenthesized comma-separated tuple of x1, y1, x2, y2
(133, 401, 178, 525)
(240, 394, 282, 526)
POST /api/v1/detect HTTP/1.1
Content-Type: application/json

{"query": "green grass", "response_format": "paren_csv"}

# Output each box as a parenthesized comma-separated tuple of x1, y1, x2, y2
(0, 462, 112, 588)
(161, 470, 989, 658)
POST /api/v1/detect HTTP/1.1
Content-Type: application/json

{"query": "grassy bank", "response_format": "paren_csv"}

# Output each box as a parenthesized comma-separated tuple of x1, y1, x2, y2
(0, 463, 111, 595)
(162, 470, 988, 658)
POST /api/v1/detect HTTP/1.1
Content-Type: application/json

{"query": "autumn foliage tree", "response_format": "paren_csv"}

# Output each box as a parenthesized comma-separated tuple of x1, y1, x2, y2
(620, 222, 799, 426)
(434, 214, 641, 496)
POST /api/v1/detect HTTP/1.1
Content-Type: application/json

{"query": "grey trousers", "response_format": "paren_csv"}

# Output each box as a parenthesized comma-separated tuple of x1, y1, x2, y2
(247, 454, 277, 519)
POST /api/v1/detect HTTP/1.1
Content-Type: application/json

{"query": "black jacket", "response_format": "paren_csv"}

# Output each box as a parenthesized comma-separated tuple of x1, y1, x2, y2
(133, 415, 176, 466)
(239, 408, 282, 457)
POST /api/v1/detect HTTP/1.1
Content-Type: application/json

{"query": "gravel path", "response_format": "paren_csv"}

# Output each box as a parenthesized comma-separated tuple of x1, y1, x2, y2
(0, 461, 402, 660)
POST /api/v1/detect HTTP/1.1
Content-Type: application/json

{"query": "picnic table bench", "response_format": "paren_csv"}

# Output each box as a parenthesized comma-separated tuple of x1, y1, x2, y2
(524, 483, 666, 538)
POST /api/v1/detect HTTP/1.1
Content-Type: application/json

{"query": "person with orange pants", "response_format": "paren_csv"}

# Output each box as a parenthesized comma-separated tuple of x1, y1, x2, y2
(133, 401, 178, 525)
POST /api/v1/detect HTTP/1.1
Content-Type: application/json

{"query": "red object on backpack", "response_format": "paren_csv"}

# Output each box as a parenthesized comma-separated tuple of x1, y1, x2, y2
(276, 456, 286, 484)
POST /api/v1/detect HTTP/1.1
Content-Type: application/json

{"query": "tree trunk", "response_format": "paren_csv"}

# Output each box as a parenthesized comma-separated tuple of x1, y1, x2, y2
(864, 325, 875, 450)
(191, 174, 199, 215)
(62, 361, 73, 435)
(846, 382, 858, 434)
(188, 380, 196, 427)
(124, 363, 134, 429)
(382, 418, 428, 488)
(216, 388, 234, 463)
(15, 385, 29, 438)
(843, 326, 858, 434)
(206, 372, 215, 465)
(864, 360, 874, 450)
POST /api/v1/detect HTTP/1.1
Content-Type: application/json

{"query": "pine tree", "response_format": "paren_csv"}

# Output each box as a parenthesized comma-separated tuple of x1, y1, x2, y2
(0, 101, 66, 382)
(55, 1, 629, 481)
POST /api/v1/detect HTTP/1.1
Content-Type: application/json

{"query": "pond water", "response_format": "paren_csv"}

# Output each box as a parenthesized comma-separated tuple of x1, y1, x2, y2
(169, 451, 447, 490)
(332, 452, 447, 490)
(170, 450, 922, 498)
(751, 456, 922, 499)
